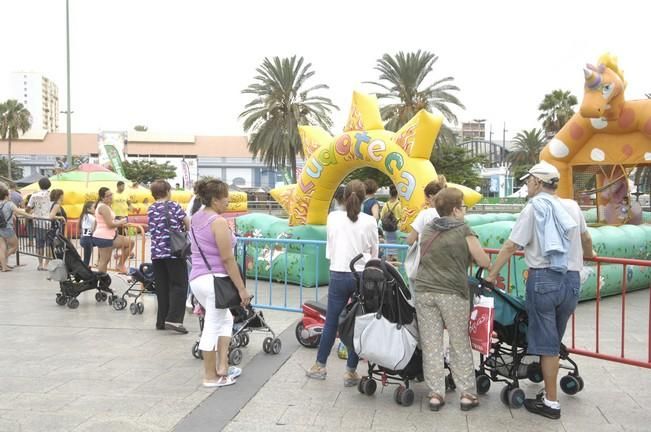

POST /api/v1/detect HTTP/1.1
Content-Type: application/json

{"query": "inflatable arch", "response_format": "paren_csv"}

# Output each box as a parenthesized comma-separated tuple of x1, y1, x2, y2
(540, 53, 651, 224)
(271, 92, 482, 231)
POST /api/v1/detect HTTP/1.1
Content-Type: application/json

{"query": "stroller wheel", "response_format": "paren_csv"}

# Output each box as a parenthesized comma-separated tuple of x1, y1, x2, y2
(67, 298, 79, 309)
(229, 348, 243, 365)
(500, 385, 510, 406)
(192, 342, 201, 359)
(100, 292, 108, 301)
(358, 377, 368, 394)
(476, 374, 491, 395)
(576, 375, 584, 392)
(262, 337, 273, 354)
(56, 294, 67, 306)
(508, 388, 525, 408)
(129, 303, 138, 315)
(240, 333, 250, 347)
(560, 374, 581, 395)
(231, 334, 241, 348)
(362, 378, 376, 396)
(113, 298, 127, 311)
(137, 303, 144, 314)
(95, 292, 103, 302)
(527, 363, 543, 383)
(400, 388, 414, 407)
(271, 338, 282, 355)
(107, 295, 114, 305)
(445, 373, 456, 392)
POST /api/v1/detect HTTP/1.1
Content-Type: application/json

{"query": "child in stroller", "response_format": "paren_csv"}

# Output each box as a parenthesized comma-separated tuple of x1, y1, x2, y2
(49, 232, 115, 309)
(191, 297, 281, 365)
(111, 263, 156, 313)
(341, 255, 454, 407)
(469, 269, 584, 409)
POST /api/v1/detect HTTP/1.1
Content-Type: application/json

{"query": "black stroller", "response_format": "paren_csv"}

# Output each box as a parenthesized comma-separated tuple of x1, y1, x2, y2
(191, 299, 281, 365)
(111, 263, 156, 313)
(469, 269, 584, 409)
(344, 255, 454, 407)
(50, 232, 115, 309)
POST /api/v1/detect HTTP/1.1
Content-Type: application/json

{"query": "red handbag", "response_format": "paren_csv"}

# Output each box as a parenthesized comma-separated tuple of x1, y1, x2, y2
(469, 295, 494, 355)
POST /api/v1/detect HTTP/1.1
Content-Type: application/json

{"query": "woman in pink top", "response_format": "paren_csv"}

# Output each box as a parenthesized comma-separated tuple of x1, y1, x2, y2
(92, 187, 133, 273)
(189, 179, 251, 388)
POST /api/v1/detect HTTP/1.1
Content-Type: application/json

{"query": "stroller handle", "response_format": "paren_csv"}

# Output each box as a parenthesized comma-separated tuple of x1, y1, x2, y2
(473, 267, 495, 294)
(350, 254, 364, 278)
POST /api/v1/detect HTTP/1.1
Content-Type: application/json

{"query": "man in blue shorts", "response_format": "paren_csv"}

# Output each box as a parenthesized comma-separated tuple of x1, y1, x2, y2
(486, 161, 595, 420)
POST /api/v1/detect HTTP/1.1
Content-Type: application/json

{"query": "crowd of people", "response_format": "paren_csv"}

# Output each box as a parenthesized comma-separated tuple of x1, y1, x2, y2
(1, 166, 597, 418)
(308, 163, 595, 421)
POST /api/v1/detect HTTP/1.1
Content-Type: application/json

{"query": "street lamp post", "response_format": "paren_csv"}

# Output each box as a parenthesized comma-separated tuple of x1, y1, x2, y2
(65, 0, 72, 167)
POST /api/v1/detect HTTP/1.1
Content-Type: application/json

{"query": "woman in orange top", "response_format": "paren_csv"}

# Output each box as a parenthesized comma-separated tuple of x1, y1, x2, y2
(92, 187, 133, 273)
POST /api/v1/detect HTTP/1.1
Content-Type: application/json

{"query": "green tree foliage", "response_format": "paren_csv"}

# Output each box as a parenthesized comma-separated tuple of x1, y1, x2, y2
(507, 128, 546, 167)
(0, 99, 32, 180)
(430, 144, 485, 189)
(344, 168, 392, 188)
(0, 157, 23, 180)
(537, 89, 578, 137)
(122, 160, 176, 185)
(366, 50, 464, 146)
(239, 56, 338, 183)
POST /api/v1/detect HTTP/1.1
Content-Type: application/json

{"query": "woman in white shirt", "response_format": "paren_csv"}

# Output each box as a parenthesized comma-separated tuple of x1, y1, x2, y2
(78, 201, 96, 267)
(306, 180, 378, 387)
(406, 175, 447, 245)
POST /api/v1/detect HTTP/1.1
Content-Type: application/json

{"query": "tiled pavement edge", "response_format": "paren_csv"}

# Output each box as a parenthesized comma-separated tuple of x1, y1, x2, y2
(174, 320, 300, 431)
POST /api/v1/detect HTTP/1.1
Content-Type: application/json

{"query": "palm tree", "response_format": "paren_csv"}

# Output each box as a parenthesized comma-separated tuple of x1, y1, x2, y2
(239, 56, 338, 183)
(507, 128, 546, 167)
(0, 100, 32, 180)
(537, 89, 578, 137)
(366, 50, 464, 146)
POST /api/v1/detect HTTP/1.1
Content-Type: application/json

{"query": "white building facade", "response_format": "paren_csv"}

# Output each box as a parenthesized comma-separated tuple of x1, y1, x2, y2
(10, 72, 59, 133)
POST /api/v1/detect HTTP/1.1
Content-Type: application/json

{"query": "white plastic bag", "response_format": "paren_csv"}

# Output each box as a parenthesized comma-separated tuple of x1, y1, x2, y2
(353, 312, 418, 371)
(47, 259, 68, 282)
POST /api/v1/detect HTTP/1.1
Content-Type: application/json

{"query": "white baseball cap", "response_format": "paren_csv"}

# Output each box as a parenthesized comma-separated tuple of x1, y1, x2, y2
(519, 161, 560, 183)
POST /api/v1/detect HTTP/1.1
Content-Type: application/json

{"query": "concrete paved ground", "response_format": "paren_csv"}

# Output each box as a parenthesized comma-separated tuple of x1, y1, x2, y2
(0, 256, 296, 432)
(1, 255, 650, 431)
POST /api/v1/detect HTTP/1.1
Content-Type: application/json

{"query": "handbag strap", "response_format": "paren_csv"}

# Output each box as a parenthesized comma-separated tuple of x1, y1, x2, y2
(419, 229, 443, 259)
(190, 226, 212, 272)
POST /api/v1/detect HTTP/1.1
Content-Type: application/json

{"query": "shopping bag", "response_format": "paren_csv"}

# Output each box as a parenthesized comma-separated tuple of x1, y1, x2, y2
(353, 312, 418, 371)
(468, 295, 494, 355)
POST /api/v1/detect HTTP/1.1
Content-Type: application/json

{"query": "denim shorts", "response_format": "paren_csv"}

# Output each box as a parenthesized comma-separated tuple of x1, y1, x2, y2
(92, 236, 115, 248)
(525, 268, 580, 356)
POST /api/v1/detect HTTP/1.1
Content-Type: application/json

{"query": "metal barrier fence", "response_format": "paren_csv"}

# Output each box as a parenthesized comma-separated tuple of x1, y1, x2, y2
(484, 248, 651, 369)
(15, 215, 147, 273)
(235, 236, 407, 313)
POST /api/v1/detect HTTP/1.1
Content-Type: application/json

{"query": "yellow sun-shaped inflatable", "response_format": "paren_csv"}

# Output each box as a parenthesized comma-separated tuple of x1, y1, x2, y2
(271, 91, 481, 231)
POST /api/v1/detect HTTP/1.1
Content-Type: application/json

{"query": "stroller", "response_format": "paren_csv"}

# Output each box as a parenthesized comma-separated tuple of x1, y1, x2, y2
(111, 263, 156, 313)
(470, 269, 584, 409)
(346, 255, 454, 407)
(191, 298, 281, 365)
(49, 232, 115, 309)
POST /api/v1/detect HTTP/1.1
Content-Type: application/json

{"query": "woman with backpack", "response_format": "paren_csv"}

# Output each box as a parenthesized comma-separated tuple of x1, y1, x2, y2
(380, 185, 402, 261)
(0, 185, 33, 272)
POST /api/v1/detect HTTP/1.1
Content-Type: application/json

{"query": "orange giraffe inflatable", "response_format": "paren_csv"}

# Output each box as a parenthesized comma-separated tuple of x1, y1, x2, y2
(540, 54, 651, 210)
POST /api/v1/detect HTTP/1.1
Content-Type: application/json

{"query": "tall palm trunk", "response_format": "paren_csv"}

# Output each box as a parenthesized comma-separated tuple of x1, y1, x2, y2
(6, 138, 12, 180)
(290, 154, 297, 183)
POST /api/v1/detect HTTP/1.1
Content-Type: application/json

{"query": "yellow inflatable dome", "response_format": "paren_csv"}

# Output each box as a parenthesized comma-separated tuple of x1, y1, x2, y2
(21, 164, 247, 219)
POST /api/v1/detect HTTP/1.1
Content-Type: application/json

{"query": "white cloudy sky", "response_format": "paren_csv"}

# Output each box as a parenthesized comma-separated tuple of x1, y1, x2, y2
(1, 0, 649, 140)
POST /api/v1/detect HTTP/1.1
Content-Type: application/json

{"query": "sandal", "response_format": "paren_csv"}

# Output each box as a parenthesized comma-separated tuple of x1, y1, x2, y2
(460, 392, 479, 411)
(428, 393, 445, 412)
(203, 375, 237, 388)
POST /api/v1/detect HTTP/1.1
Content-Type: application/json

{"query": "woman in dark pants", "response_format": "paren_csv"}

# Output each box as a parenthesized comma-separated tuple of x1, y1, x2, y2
(148, 180, 191, 333)
(306, 180, 379, 386)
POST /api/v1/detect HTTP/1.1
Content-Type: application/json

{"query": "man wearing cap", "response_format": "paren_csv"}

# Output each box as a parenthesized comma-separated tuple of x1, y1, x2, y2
(486, 161, 595, 420)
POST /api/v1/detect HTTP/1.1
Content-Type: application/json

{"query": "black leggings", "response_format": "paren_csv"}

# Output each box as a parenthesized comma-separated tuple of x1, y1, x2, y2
(153, 258, 189, 326)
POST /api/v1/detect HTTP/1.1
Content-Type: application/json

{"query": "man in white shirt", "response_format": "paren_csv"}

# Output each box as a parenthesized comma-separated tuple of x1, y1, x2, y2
(26, 177, 52, 270)
(486, 162, 595, 420)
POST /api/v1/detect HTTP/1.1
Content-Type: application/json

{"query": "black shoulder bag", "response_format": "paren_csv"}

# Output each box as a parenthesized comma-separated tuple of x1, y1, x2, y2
(190, 226, 242, 309)
(164, 202, 191, 258)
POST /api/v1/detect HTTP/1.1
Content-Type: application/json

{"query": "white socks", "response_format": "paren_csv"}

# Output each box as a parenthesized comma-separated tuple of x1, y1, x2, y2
(544, 396, 561, 410)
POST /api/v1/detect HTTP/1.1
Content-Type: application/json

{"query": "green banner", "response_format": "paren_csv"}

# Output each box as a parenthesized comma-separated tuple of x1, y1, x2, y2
(104, 144, 125, 177)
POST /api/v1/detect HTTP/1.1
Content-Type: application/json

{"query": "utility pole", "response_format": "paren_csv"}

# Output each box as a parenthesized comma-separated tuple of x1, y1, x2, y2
(65, 0, 72, 167)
